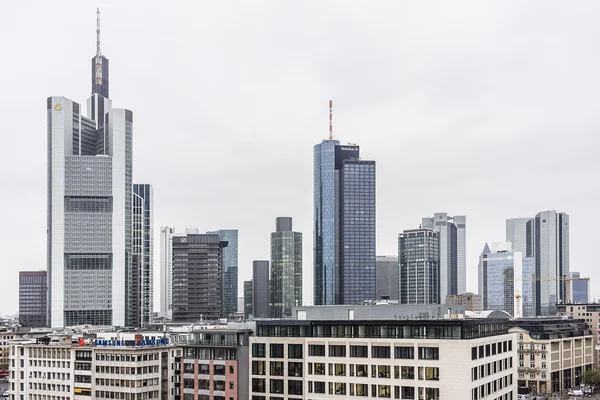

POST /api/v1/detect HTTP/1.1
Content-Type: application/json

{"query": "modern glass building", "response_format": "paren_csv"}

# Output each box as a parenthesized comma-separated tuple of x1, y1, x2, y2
(133, 184, 153, 327)
(47, 11, 133, 328)
(19, 271, 47, 327)
(313, 140, 376, 305)
(571, 272, 589, 303)
(243, 280, 253, 320)
(270, 217, 302, 318)
(398, 228, 440, 305)
(421, 213, 466, 301)
(208, 229, 238, 317)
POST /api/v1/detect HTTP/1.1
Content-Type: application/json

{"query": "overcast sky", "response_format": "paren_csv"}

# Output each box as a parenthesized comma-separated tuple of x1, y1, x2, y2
(1, 1, 599, 315)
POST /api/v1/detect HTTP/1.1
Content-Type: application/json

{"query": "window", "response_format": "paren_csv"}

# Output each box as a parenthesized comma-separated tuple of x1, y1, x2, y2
(401, 386, 415, 399)
(269, 379, 284, 394)
(270, 344, 284, 358)
(418, 347, 439, 360)
(356, 364, 368, 377)
(377, 365, 391, 378)
(377, 385, 391, 398)
(356, 383, 368, 397)
(334, 363, 346, 376)
(372, 346, 391, 359)
(329, 345, 346, 357)
(214, 365, 225, 375)
(314, 381, 326, 393)
(252, 344, 265, 358)
(288, 362, 302, 377)
(270, 362, 284, 376)
(309, 345, 325, 357)
(350, 345, 368, 358)
(401, 366, 414, 379)
(288, 344, 302, 359)
(314, 363, 325, 375)
(334, 382, 347, 395)
(395, 346, 414, 359)
(288, 380, 302, 396)
(424, 367, 439, 380)
(471, 346, 478, 360)
(252, 378, 265, 393)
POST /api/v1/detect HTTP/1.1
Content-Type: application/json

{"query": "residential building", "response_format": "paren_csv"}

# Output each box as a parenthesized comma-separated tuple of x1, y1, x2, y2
(571, 272, 590, 303)
(557, 303, 600, 368)
(244, 281, 253, 320)
(19, 271, 47, 328)
(478, 242, 535, 318)
(252, 261, 270, 319)
(249, 318, 516, 400)
(313, 140, 376, 306)
(174, 328, 251, 400)
(511, 317, 593, 394)
(398, 228, 440, 305)
(208, 230, 239, 317)
(47, 10, 133, 328)
(422, 213, 466, 300)
(159, 226, 174, 319)
(270, 218, 302, 318)
(8, 335, 172, 400)
(375, 256, 398, 301)
(171, 233, 228, 322)
(132, 184, 153, 327)
(445, 293, 482, 312)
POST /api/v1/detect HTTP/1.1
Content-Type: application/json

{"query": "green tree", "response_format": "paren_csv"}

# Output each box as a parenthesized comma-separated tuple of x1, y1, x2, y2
(581, 368, 600, 386)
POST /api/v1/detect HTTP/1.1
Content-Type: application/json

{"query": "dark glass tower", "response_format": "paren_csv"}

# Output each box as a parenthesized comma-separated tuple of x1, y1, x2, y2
(133, 184, 153, 327)
(313, 140, 376, 305)
(399, 229, 440, 305)
(270, 217, 302, 318)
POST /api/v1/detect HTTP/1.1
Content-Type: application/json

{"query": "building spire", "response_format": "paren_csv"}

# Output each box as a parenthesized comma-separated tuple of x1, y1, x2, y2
(329, 100, 333, 140)
(95, 8, 103, 86)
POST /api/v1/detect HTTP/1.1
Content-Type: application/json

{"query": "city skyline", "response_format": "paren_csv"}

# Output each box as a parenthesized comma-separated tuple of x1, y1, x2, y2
(3, 2, 600, 314)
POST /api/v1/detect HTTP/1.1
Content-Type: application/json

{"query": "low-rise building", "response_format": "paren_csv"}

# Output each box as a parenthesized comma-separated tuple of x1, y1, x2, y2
(445, 293, 483, 312)
(249, 318, 516, 400)
(557, 303, 600, 368)
(511, 317, 593, 395)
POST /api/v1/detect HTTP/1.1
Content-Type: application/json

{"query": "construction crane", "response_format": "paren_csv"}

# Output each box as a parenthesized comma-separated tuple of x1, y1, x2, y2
(505, 275, 590, 305)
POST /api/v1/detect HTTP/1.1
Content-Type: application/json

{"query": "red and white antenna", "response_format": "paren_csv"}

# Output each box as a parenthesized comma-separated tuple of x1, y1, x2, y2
(329, 100, 333, 140)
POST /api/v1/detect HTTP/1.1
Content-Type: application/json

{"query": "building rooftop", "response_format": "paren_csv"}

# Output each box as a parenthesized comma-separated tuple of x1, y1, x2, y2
(511, 317, 591, 340)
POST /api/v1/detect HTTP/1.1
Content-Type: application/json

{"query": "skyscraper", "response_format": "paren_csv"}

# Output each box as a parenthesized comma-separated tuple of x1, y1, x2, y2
(207, 230, 238, 317)
(398, 228, 440, 305)
(422, 213, 466, 301)
(47, 10, 133, 328)
(571, 272, 590, 303)
(243, 280, 253, 320)
(478, 242, 534, 318)
(314, 140, 376, 305)
(159, 226, 174, 318)
(375, 256, 399, 301)
(506, 217, 533, 256)
(19, 271, 47, 328)
(252, 261, 270, 318)
(171, 233, 227, 322)
(270, 217, 302, 318)
(133, 184, 153, 327)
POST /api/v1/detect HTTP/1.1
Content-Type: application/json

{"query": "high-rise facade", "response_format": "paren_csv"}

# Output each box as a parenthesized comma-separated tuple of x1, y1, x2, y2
(159, 226, 174, 318)
(375, 256, 399, 301)
(132, 184, 153, 327)
(398, 228, 440, 305)
(572, 272, 590, 303)
(422, 213, 466, 302)
(243, 280, 253, 319)
(270, 217, 302, 318)
(506, 217, 533, 256)
(171, 233, 227, 322)
(47, 10, 133, 328)
(313, 140, 376, 306)
(19, 271, 48, 327)
(252, 261, 270, 318)
(207, 229, 238, 317)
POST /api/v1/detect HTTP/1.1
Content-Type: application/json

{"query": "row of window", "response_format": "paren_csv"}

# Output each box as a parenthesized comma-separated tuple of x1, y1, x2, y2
(182, 363, 234, 375)
(472, 357, 513, 381)
(472, 374, 513, 400)
(471, 340, 513, 360)
(182, 378, 233, 391)
(306, 382, 439, 399)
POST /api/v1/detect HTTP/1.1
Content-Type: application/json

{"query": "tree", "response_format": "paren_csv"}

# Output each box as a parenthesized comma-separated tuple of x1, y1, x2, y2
(581, 368, 600, 387)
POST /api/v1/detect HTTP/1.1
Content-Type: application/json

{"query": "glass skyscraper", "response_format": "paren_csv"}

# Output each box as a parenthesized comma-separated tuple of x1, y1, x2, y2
(207, 229, 238, 317)
(133, 184, 153, 327)
(270, 217, 302, 318)
(398, 229, 439, 305)
(47, 11, 133, 328)
(314, 140, 376, 305)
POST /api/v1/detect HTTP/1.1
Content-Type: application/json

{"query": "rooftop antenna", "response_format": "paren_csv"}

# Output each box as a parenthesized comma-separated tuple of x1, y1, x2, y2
(95, 8, 103, 86)
(329, 100, 333, 140)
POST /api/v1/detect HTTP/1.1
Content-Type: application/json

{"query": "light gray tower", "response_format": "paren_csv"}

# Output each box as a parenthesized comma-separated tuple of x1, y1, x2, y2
(506, 218, 533, 256)
(270, 217, 302, 318)
(422, 213, 466, 301)
(47, 10, 133, 328)
(398, 229, 440, 305)
(133, 184, 153, 327)
(375, 256, 399, 301)
(207, 230, 238, 317)
(159, 226, 174, 319)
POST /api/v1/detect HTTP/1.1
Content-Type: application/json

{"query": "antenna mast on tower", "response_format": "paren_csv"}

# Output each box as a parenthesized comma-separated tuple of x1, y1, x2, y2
(95, 8, 103, 85)
(329, 100, 333, 140)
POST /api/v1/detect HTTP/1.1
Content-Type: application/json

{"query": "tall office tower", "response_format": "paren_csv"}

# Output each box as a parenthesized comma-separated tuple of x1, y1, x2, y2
(571, 272, 590, 303)
(243, 280, 253, 319)
(422, 213, 466, 301)
(47, 10, 133, 328)
(270, 217, 302, 318)
(171, 233, 228, 322)
(533, 210, 569, 316)
(207, 230, 238, 317)
(132, 184, 153, 327)
(506, 217, 533, 256)
(521, 257, 536, 317)
(19, 271, 48, 327)
(375, 256, 399, 301)
(159, 226, 174, 318)
(478, 242, 535, 318)
(314, 140, 376, 305)
(252, 261, 270, 318)
(398, 228, 440, 305)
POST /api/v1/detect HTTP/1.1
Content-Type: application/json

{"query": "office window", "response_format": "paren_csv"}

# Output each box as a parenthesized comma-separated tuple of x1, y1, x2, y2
(395, 346, 414, 359)
(329, 345, 346, 357)
(418, 347, 439, 360)
(309, 345, 325, 357)
(350, 345, 368, 358)
(372, 346, 390, 359)
(252, 344, 265, 358)
(270, 344, 284, 358)
(288, 344, 303, 359)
